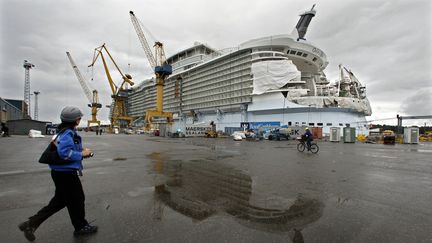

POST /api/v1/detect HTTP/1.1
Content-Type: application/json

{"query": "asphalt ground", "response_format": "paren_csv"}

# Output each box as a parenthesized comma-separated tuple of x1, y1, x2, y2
(0, 134, 431, 243)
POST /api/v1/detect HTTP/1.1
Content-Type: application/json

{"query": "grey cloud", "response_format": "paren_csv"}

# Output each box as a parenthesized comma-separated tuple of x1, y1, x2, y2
(310, 0, 431, 119)
(1, 0, 431, 123)
(400, 88, 432, 115)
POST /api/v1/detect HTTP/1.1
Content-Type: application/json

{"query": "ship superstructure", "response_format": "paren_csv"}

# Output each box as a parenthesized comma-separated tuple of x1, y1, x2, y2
(127, 5, 371, 134)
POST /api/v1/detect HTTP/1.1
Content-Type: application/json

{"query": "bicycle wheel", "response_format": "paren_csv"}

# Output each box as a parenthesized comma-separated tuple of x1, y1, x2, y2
(310, 144, 319, 154)
(297, 142, 305, 152)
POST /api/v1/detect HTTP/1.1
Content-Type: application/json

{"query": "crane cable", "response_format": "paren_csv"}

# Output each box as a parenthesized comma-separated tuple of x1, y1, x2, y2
(127, 21, 132, 89)
(137, 17, 158, 44)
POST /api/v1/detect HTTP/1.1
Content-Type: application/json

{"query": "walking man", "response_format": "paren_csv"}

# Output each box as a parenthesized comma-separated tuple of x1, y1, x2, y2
(18, 106, 98, 241)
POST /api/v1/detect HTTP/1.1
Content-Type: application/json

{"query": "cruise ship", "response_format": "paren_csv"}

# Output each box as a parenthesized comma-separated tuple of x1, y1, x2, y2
(127, 5, 371, 134)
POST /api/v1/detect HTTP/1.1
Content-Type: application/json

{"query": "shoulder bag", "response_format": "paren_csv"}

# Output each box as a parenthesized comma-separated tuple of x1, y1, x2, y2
(38, 129, 74, 165)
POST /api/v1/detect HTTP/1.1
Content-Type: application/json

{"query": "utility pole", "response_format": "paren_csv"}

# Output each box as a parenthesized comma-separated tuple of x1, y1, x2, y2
(23, 60, 35, 118)
(33, 91, 40, 120)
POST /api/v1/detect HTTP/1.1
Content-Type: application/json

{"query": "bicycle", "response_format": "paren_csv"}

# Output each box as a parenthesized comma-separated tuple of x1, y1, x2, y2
(297, 139, 319, 154)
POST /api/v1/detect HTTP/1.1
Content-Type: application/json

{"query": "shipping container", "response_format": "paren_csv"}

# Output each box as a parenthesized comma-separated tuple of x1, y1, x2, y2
(311, 127, 323, 139)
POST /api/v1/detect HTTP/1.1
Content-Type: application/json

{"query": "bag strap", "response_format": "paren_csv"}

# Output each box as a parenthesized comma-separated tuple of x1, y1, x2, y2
(51, 128, 71, 144)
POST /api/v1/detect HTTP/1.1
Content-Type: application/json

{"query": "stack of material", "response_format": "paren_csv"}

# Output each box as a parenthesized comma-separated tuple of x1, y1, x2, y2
(28, 129, 45, 138)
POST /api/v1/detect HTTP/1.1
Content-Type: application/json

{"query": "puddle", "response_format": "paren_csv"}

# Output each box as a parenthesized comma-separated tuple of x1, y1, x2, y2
(127, 187, 154, 197)
(147, 153, 324, 232)
(415, 149, 432, 153)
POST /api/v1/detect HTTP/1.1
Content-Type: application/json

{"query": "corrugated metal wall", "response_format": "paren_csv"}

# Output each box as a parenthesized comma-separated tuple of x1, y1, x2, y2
(0, 99, 24, 122)
(6, 120, 50, 135)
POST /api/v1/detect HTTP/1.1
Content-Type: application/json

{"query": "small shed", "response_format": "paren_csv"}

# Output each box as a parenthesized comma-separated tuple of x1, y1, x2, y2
(343, 127, 356, 143)
(329, 127, 341, 142)
(404, 127, 419, 144)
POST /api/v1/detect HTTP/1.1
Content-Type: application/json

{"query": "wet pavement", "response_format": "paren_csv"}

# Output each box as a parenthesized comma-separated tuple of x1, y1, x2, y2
(0, 134, 431, 242)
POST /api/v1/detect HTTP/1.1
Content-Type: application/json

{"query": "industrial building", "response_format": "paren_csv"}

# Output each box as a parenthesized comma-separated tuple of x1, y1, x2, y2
(0, 97, 27, 122)
(6, 119, 52, 135)
(1, 97, 51, 135)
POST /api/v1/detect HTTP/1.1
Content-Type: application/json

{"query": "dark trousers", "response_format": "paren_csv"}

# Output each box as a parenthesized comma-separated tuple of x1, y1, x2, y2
(1, 127, 9, 136)
(307, 139, 312, 149)
(28, 170, 88, 231)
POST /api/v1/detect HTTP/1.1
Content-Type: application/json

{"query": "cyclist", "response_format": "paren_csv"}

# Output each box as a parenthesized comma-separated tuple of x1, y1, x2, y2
(302, 128, 313, 151)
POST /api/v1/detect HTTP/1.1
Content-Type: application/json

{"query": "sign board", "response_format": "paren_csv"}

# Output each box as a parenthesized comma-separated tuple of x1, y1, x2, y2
(286, 126, 306, 137)
(185, 125, 211, 137)
(249, 121, 280, 129)
(46, 127, 57, 135)
(151, 116, 168, 124)
(240, 122, 250, 130)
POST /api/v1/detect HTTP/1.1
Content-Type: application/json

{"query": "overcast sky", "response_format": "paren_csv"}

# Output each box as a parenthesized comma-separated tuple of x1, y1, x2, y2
(1, 0, 431, 126)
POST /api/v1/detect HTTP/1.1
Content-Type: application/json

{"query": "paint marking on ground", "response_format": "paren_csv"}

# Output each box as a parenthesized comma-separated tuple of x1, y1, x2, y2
(0, 170, 25, 175)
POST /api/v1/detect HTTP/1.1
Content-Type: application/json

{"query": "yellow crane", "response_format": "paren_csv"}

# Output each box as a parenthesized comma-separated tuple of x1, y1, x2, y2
(88, 44, 134, 131)
(129, 11, 173, 131)
(66, 51, 102, 128)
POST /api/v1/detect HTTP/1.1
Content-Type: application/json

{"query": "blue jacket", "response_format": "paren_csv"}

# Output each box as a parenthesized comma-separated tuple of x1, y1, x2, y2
(304, 130, 313, 141)
(49, 129, 83, 171)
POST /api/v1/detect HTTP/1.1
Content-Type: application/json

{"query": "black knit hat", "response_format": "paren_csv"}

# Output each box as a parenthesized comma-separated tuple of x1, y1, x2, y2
(60, 106, 83, 122)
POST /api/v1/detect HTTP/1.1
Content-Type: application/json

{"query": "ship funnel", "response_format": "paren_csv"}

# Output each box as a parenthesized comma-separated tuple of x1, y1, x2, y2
(295, 4, 316, 41)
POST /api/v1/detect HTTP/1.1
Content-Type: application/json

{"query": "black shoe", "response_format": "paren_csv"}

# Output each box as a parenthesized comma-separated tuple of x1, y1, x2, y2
(18, 221, 36, 241)
(74, 224, 98, 236)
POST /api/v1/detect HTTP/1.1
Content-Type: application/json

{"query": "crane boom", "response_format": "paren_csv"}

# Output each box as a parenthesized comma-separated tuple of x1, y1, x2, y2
(66, 51, 93, 103)
(88, 44, 134, 130)
(88, 44, 134, 95)
(129, 11, 156, 69)
(66, 51, 101, 128)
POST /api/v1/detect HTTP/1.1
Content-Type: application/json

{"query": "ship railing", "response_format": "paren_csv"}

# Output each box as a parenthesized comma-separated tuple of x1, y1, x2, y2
(217, 47, 240, 54)
(285, 80, 306, 84)
(201, 47, 240, 61)
(201, 48, 239, 62)
(251, 51, 289, 61)
(265, 88, 310, 93)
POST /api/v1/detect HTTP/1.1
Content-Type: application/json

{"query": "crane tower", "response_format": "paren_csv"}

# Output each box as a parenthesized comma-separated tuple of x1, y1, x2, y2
(23, 60, 35, 118)
(129, 11, 173, 131)
(33, 91, 40, 120)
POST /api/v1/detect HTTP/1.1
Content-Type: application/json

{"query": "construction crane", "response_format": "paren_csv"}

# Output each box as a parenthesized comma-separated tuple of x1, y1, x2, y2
(129, 11, 173, 131)
(23, 60, 35, 119)
(88, 44, 134, 131)
(66, 51, 102, 128)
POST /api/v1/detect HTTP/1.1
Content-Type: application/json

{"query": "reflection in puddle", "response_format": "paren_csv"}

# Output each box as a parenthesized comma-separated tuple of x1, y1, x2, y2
(411, 149, 432, 153)
(148, 153, 323, 234)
